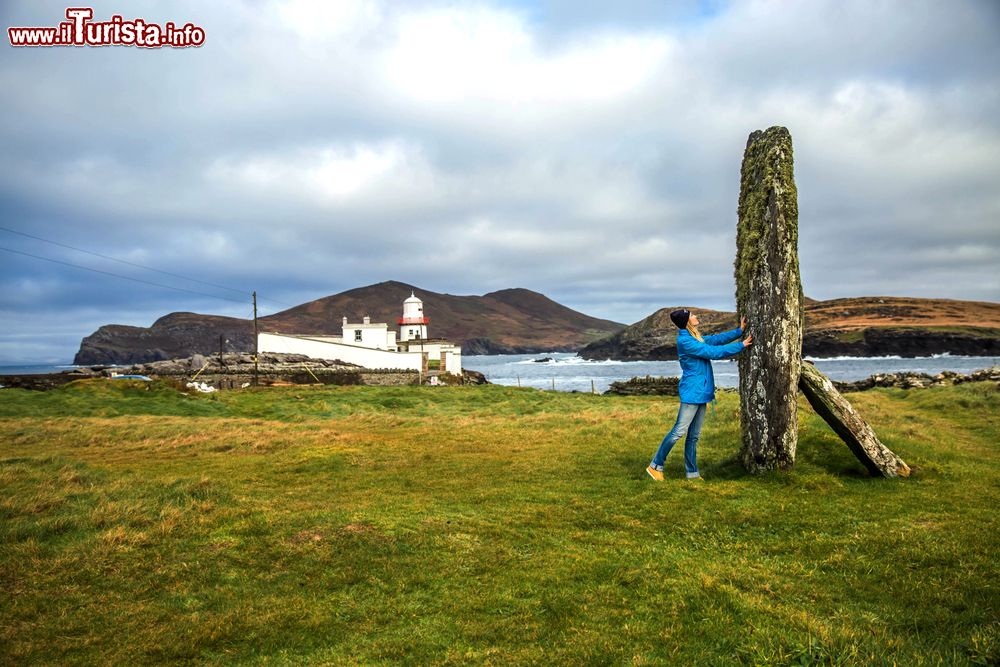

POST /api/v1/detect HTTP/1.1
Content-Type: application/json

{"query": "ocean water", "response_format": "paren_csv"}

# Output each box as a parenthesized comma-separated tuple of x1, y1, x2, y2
(3, 354, 998, 394)
(463, 353, 1000, 393)
(0, 364, 83, 376)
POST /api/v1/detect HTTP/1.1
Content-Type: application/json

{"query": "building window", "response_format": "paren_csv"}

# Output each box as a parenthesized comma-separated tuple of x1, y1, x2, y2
(354, 330, 362, 342)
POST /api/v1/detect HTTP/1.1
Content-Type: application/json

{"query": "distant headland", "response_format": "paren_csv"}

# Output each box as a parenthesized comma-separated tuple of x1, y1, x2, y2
(74, 280, 624, 365)
(74, 283, 1000, 365)
(579, 296, 1000, 361)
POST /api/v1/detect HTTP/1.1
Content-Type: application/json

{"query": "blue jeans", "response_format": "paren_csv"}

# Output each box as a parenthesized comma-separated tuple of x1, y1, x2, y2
(650, 402, 706, 477)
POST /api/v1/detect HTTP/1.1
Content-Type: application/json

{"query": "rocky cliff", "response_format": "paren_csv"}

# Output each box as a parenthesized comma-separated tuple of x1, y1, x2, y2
(579, 296, 1000, 360)
(75, 312, 255, 365)
(75, 281, 624, 364)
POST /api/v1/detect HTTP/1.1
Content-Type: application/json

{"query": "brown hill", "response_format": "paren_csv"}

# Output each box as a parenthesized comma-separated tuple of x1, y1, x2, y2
(74, 281, 624, 364)
(579, 296, 1000, 360)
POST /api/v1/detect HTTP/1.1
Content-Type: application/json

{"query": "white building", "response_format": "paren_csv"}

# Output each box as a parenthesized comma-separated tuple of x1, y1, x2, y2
(340, 315, 398, 351)
(258, 293, 462, 374)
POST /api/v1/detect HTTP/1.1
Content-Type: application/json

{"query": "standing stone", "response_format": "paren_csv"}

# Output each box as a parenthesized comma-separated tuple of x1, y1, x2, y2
(735, 127, 803, 473)
(799, 361, 911, 477)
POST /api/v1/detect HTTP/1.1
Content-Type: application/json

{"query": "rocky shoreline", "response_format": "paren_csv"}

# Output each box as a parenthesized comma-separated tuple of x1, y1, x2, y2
(604, 366, 1000, 396)
(1, 353, 488, 391)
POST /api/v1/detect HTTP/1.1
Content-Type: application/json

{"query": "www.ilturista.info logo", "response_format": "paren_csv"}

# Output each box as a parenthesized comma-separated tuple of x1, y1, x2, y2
(8, 7, 205, 48)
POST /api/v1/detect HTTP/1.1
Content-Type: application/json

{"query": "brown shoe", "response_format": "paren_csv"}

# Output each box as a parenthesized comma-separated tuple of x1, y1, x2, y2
(646, 466, 664, 481)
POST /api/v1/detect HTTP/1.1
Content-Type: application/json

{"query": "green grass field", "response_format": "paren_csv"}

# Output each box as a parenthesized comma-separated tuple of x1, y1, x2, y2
(2, 380, 998, 665)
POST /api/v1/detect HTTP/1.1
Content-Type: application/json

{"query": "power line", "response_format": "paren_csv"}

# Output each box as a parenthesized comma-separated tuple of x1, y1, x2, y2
(0, 224, 248, 296)
(0, 224, 299, 310)
(255, 294, 296, 310)
(0, 245, 250, 305)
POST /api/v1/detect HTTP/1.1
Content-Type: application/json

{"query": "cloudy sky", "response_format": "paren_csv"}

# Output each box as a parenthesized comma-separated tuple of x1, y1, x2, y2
(2, 0, 998, 362)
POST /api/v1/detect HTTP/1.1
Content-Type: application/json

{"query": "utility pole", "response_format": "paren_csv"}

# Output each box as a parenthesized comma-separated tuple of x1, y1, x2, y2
(252, 291, 259, 387)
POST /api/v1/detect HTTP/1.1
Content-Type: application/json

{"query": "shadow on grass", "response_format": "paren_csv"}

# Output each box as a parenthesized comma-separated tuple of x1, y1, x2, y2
(703, 455, 752, 481)
(705, 450, 878, 483)
(797, 434, 874, 479)
(620, 451, 873, 484)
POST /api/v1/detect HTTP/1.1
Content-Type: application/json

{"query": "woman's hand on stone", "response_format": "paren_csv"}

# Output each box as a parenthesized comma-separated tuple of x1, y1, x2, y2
(743, 333, 753, 347)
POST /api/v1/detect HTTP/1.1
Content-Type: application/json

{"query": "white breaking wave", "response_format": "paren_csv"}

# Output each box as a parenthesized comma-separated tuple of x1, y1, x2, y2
(511, 356, 637, 366)
(806, 355, 905, 361)
(556, 356, 646, 366)
(807, 353, 995, 362)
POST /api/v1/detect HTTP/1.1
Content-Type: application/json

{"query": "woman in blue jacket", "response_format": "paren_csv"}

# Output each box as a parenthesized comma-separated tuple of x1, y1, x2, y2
(646, 309, 752, 481)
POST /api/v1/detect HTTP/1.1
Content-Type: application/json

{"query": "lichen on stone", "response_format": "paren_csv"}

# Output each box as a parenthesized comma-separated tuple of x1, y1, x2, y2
(735, 126, 803, 473)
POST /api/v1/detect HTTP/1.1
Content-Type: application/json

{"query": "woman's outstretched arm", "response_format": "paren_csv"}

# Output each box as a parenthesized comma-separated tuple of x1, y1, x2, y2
(703, 316, 747, 345)
(702, 327, 743, 345)
(679, 335, 746, 360)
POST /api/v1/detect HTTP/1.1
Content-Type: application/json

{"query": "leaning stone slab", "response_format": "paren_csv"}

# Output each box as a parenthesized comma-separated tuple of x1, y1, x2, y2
(735, 126, 803, 473)
(799, 361, 911, 478)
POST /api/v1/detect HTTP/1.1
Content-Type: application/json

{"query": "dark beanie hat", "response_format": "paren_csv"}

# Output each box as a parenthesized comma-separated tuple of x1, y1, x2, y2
(670, 309, 690, 329)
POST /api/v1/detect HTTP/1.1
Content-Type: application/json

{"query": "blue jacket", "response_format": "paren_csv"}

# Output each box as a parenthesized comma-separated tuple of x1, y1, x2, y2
(676, 327, 745, 404)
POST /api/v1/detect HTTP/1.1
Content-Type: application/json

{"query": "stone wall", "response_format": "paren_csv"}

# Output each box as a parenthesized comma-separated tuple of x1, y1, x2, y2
(595, 366, 1000, 397)
(0, 352, 499, 391)
(834, 366, 1000, 392)
(604, 376, 680, 396)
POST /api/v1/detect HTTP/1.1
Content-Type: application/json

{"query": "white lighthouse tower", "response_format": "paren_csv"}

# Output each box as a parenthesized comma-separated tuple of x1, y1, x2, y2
(398, 292, 428, 342)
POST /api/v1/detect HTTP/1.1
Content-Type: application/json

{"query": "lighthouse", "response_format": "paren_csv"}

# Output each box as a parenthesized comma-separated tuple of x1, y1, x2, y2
(398, 292, 428, 342)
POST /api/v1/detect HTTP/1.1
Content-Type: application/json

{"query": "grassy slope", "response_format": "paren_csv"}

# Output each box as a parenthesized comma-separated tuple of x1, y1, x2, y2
(804, 297, 1000, 332)
(1, 381, 998, 665)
